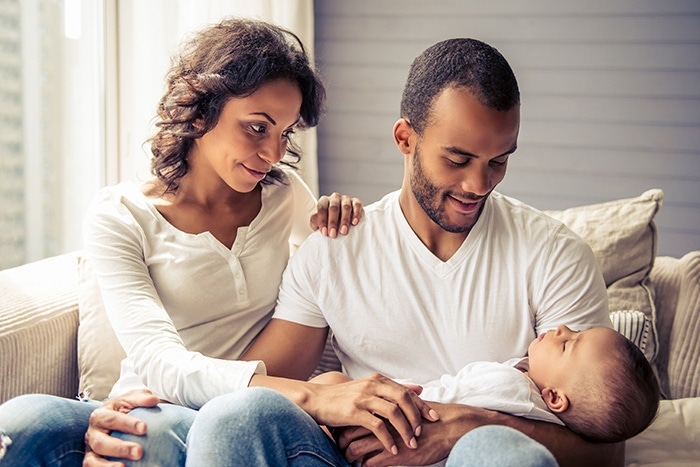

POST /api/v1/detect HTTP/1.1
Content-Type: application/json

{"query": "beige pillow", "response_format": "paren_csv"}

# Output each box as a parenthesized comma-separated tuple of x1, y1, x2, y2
(77, 255, 125, 401)
(667, 252, 700, 399)
(625, 397, 700, 465)
(545, 189, 663, 363)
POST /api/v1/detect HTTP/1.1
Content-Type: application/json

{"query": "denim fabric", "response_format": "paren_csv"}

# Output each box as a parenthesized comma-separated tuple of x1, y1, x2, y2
(0, 392, 559, 466)
(187, 387, 351, 467)
(0, 394, 100, 466)
(110, 404, 194, 467)
(446, 425, 558, 467)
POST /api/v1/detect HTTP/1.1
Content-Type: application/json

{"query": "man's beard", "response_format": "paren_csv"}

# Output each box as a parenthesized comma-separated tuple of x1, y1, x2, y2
(409, 145, 484, 234)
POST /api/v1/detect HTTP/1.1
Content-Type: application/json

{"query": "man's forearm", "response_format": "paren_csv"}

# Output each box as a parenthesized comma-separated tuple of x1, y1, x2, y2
(442, 403, 624, 467)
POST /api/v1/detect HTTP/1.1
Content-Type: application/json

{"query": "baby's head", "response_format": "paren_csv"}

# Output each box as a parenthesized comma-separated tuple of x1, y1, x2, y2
(527, 325, 660, 443)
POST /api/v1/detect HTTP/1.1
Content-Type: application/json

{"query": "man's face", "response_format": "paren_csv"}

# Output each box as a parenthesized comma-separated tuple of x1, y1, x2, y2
(408, 87, 520, 233)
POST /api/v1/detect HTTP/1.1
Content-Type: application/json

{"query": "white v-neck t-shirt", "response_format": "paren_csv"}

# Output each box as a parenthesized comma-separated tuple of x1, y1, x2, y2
(274, 190, 610, 384)
(83, 170, 316, 409)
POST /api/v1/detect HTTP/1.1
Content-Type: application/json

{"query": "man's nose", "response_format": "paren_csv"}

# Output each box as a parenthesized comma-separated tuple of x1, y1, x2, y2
(461, 164, 491, 196)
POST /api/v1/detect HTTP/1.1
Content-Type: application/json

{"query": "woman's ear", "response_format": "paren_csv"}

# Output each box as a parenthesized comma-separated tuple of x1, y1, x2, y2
(393, 118, 414, 156)
(541, 387, 570, 414)
(193, 118, 206, 132)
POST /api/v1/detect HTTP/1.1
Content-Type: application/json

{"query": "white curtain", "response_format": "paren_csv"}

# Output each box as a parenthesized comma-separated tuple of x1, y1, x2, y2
(115, 0, 319, 195)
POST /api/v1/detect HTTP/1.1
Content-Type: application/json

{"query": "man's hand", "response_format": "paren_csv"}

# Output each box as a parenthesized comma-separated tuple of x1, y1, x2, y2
(310, 192, 363, 237)
(336, 401, 476, 467)
(307, 374, 440, 457)
(83, 389, 159, 466)
(336, 401, 625, 467)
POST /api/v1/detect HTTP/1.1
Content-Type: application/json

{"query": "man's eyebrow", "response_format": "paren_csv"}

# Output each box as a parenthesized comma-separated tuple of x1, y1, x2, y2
(441, 145, 517, 159)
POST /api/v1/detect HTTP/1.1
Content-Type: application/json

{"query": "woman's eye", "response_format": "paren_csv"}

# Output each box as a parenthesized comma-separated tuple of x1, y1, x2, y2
(250, 124, 266, 134)
(282, 129, 295, 139)
(490, 159, 507, 167)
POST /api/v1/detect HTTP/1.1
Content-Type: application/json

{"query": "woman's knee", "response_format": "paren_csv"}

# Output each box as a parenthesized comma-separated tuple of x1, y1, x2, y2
(0, 394, 97, 465)
(111, 404, 195, 467)
(0, 394, 96, 434)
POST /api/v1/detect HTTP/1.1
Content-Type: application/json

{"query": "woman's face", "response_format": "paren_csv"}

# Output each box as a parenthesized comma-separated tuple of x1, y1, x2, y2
(190, 79, 303, 193)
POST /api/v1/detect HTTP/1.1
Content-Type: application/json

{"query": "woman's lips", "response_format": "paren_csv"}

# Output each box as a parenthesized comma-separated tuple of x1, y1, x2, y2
(244, 166, 268, 180)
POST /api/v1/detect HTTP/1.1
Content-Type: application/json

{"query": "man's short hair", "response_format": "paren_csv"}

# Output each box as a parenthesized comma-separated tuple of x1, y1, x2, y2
(400, 38, 520, 134)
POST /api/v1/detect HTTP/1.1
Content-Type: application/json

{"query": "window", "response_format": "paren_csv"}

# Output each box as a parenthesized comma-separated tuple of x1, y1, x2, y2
(0, 0, 106, 270)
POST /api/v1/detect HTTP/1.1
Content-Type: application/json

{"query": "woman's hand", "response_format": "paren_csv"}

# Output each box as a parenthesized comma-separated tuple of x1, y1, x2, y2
(83, 389, 159, 466)
(310, 192, 363, 237)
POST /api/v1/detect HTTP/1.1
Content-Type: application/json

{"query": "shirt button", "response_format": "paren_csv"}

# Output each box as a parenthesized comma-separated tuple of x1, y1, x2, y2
(235, 272, 241, 279)
(239, 288, 245, 295)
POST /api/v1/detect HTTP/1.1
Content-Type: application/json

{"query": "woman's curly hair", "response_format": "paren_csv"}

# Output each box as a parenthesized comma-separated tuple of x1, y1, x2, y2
(149, 18, 325, 193)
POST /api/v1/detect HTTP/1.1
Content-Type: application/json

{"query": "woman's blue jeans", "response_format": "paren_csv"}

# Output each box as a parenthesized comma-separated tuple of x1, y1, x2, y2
(0, 389, 557, 466)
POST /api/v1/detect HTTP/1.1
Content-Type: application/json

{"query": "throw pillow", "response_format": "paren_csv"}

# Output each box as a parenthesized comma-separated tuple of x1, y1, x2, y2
(609, 310, 651, 354)
(545, 189, 663, 364)
(77, 255, 125, 401)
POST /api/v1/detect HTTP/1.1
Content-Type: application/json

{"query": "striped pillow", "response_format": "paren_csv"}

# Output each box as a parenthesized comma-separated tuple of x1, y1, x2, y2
(610, 310, 651, 356)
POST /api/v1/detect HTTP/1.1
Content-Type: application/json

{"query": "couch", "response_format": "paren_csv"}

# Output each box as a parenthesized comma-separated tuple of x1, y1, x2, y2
(1, 189, 698, 465)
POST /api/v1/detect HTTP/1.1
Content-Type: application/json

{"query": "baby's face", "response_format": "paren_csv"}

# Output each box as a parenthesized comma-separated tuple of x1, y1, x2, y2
(527, 325, 620, 391)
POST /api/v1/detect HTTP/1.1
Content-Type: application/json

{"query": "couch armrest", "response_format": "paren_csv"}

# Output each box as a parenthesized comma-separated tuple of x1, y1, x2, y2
(649, 256, 683, 396)
(666, 252, 700, 399)
(0, 253, 80, 404)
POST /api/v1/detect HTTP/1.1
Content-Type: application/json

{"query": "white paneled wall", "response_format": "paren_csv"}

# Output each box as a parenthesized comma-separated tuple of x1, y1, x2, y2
(314, 0, 700, 257)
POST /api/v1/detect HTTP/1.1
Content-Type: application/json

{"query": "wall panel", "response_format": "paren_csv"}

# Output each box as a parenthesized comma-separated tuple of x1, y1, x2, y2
(314, 0, 700, 257)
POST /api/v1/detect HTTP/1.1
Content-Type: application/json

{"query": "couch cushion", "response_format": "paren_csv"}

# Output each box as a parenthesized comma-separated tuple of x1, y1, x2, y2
(0, 252, 80, 403)
(77, 256, 125, 401)
(545, 189, 663, 364)
(667, 252, 700, 399)
(625, 397, 700, 466)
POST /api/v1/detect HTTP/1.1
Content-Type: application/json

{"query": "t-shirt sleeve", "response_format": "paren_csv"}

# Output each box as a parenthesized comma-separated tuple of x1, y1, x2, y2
(533, 224, 612, 334)
(286, 170, 317, 252)
(82, 188, 266, 409)
(272, 233, 329, 328)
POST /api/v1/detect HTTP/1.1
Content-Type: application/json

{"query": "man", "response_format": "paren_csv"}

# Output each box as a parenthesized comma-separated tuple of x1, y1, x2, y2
(87, 38, 620, 466)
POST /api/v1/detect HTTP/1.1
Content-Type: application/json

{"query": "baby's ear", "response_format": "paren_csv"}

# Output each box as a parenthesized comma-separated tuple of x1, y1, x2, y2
(541, 387, 569, 413)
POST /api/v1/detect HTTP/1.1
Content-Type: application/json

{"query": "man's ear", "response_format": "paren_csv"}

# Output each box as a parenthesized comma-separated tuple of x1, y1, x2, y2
(393, 118, 414, 156)
(541, 387, 569, 413)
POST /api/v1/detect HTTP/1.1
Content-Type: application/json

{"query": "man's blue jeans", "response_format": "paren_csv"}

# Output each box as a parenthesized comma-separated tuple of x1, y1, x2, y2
(0, 388, 557, 466)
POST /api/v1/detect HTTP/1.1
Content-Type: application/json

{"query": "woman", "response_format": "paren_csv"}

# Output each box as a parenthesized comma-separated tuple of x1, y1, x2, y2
(0, 18, 431, 466)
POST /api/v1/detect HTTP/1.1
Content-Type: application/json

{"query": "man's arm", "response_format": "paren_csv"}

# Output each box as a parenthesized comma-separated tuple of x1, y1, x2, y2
(241, 318, 329, 380)
(338, 402, 623, 467)
(244, 318, 440, 454)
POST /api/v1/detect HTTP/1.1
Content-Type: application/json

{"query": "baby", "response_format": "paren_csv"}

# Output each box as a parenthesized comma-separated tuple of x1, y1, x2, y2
(313, 325, 660, 443)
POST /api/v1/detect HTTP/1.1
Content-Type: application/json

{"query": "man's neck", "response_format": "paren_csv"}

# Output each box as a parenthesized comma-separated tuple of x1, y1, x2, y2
(397, 189, 470, 262)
